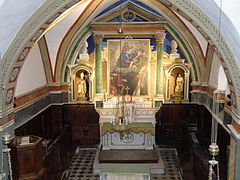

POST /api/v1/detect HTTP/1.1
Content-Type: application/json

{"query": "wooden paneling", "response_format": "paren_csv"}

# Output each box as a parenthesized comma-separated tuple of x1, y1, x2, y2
(218, 123, 230, 180)
(10, 136, 46, 180)
(196, 105, 212, 151)
(15, 106, 63, 139)
(155, 104, 199, 145)
(156, 104, 230, 180)
(192, 146, 208, 180)
(14, 105, 73, 180)
(63, 103, 100, 145)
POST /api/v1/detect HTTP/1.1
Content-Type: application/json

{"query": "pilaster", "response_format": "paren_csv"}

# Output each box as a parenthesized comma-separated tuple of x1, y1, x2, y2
(94, 34, 103, 94)
(155, 31, 166, 98)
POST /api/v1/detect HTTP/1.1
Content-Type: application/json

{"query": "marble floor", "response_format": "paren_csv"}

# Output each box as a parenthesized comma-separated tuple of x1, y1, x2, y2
(68, 148, 182, 180)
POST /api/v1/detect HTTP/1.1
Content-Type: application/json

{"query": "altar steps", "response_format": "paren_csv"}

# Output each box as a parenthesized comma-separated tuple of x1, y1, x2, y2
(99, 149, 158, 163)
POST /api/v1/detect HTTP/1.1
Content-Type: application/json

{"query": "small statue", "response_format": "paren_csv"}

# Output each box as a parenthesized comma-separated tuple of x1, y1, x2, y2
(81, 40, 88, 54)
(171, 40, 178, 54)
(77, 72, 87, 99)
(174, 74, 184, 96)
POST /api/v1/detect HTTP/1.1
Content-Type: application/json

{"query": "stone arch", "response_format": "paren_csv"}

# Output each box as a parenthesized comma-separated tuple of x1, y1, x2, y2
(0, 0, 85, 119)
(57, 1, 204, 86)
(164, 0, 240, 119)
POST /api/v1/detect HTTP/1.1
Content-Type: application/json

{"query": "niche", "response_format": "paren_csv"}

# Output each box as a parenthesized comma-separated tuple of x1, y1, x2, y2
(74, 70, 90, 101)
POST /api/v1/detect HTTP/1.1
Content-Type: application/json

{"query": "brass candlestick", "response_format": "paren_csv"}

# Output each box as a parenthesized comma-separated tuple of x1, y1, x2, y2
(2, 133, 13, 180)
(208, 143, 220, 180)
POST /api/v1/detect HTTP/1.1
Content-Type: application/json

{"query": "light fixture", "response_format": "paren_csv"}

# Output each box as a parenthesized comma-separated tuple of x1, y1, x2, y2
(110, 89, 132, 140)
(2, 133, 13, 180)
(117, 27, 123, 34)
(208, 143, 220, 180)
(208, 1, 224, 178)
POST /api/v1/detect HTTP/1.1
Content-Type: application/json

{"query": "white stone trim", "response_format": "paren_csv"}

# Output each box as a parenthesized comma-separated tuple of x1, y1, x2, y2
(0, 120, 14, 132)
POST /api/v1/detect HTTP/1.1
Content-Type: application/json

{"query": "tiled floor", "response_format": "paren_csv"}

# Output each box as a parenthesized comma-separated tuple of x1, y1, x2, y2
(151, 148, 182, 180)
(68, 148, 182, 180)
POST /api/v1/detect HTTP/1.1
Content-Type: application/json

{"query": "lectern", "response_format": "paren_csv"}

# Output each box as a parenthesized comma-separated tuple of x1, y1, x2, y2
(9, 135, 46, 180)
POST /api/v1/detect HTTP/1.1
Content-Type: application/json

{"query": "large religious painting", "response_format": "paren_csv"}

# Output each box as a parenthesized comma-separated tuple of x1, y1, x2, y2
(108, 39, 150, 96)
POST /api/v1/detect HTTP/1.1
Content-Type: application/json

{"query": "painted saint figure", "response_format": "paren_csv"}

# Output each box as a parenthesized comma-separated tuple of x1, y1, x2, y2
(174, 74, 184, 96)
(117, 42, 133, 68)
(77, 72, 87, 99)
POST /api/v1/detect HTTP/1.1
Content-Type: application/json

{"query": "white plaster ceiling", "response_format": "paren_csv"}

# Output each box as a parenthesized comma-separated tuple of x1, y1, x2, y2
(214, 0, 240, 34)
(0, 0, 45, 56)
(45, 0, 91, 75)
(175, 12, 208, 56)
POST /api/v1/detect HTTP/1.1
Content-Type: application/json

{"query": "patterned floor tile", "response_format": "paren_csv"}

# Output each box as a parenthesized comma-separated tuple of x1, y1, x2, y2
(68, 148, 182, 180)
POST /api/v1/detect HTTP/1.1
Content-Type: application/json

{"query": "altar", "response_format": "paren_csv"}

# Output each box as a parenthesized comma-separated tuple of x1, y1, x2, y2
(97, 97, 156, 150)
(66, 3, 192, 180)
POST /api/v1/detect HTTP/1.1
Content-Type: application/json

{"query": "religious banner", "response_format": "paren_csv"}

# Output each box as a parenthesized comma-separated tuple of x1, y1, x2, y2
(108, 39, 150, 96)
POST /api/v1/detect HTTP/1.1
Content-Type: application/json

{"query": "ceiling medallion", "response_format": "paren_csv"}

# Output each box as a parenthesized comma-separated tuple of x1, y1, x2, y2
(9, 67, 20, 82)
(6, 88, 14, 104)
(121, 9, 136, 22)
(17, 47, 30, 62)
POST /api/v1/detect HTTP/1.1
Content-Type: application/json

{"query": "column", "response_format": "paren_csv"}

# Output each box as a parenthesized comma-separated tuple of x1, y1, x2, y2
(94, 34, 103, 94)
(165, 73, 171, 100)
(155, 31, 166, 96)
(184, 72, 190, 100)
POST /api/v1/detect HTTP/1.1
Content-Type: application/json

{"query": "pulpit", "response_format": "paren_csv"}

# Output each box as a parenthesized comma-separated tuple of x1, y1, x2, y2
(9, 135, 46, 180)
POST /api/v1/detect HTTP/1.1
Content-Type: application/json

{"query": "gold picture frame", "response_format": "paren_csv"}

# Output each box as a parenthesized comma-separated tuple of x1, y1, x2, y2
(108, 39, 150, 96)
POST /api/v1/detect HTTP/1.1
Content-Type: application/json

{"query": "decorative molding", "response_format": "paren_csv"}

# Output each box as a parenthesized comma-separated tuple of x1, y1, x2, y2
(55, 0, 102, 83)
(0, 0, 82, 118)
(191, 83, 215, 96)
(65, 1, 202, 84)
(191, 92, 231, 134)
(16, 47, 31, 62)
(164, 0, 240, 116)
(231, 120, 240, 134)
(38, 36, 54, 82)
(5, 88, 14, 105)
(30, 28, 46, 42)
(14, 86, 49, 109)
(0, 119, 14, 132)
(9, 67, 21, 83)
(0, 113, 13, 126)
(14, 84, 70, 109)
(228, 125, 240, 140)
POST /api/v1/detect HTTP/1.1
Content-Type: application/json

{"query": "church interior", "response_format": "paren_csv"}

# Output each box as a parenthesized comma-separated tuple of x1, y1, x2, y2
(0, 0, 240, 180)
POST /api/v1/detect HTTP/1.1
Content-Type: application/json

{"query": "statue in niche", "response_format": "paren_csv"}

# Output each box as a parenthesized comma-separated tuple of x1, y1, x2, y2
(77, 72, 87, 100)
(174, 74, 184, 96)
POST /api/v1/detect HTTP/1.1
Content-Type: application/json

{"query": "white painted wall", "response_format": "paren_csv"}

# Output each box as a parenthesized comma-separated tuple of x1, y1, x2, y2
(15, 44, 46, 97)
(0, 0, 44, 56)
(45, 0, 91, 75)
(0, 0, 4, 7)
(193, 0, 240, 66)
(176, 13, 208, 56)
(209, 53, 220, 89)
(214, 0, 240, 34)
(218, 64, 227, 91)
(209, 53, 228, 90)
